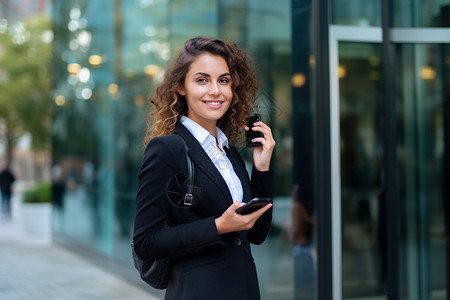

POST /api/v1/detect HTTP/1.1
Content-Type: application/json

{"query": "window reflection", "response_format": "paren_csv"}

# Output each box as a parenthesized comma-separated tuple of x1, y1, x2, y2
(291, 184, 316, 300)
(338, 42, 385, 298)
(396, 43, 449, 299)
(332, 0, 381, 26)
(394, 0, 450, 27)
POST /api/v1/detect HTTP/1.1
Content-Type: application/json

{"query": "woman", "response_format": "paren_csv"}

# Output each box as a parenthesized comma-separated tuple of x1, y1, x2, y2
(133, 36, 275, 300)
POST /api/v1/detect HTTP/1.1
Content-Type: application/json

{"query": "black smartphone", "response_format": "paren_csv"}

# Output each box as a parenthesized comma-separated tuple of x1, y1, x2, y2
(246, 113, 263, 147)
(236, 198, 272, 215)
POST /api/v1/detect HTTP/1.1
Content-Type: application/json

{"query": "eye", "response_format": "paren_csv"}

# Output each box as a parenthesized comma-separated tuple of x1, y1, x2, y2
(219, 78, 230, 85)
(196, 78, 207, 84)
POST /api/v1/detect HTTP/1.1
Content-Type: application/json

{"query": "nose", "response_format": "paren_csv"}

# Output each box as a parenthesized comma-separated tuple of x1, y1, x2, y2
(208, 82, 220, 96)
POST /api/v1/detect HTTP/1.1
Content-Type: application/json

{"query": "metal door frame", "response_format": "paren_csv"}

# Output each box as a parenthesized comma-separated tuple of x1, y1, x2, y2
(329, 25, 382, 300)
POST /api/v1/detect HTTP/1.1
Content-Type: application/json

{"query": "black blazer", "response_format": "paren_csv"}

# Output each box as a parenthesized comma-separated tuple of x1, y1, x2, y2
(133, 121, 273, 300)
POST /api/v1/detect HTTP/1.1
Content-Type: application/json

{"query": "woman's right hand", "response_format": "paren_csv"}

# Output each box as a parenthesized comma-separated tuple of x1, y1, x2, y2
(215, 202, 272, 234)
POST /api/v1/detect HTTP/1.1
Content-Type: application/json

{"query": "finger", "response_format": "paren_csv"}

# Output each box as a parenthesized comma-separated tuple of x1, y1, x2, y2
(251, 124, 274, 141)
(252, 127, 271, 139)
(249, 203, 273, 218)
(253, 121, 270, 130)
(232, 201, 245, 210)
(250, 127, 269, 140)
(251, 134, 275, 148)
(250, 137, 266, 146)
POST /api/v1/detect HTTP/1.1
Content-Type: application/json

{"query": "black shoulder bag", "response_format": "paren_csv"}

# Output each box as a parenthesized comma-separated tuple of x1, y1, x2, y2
(131, 137, 194, 289)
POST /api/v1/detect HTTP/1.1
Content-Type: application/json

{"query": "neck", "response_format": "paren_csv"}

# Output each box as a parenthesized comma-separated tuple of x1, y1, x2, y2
(187, 116, 217, 137)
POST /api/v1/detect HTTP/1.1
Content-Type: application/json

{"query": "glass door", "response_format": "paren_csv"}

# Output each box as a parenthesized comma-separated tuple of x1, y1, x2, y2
(329, 26, 386, 300)
(339, 41, 385, 298)
(396, 42, 449, 300)
(329, 25, 450, 300)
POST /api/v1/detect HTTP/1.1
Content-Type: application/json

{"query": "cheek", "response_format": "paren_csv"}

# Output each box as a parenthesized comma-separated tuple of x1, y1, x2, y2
(185, 85, 204, 100)
(224, 97, 233, 110)
(222, 87, 233, 100)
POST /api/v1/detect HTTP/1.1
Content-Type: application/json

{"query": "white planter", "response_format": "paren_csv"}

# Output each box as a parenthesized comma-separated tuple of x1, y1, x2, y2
(21, 202, 52, 237)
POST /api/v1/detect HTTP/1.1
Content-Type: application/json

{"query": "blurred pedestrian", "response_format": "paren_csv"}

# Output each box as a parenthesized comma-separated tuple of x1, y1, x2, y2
(51, 165, 66, 211)
(133, 36, 275, 300)
(0, 160, 16, 220)
(290, 184, 316, 300)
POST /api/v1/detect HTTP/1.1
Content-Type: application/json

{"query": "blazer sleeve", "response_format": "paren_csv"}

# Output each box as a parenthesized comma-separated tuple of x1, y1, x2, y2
(246, 166, 274, 245)
(133, 136, 226, 261)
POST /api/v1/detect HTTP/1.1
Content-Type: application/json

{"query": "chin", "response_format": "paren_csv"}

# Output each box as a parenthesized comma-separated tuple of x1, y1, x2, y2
(203, 111, 227, 120)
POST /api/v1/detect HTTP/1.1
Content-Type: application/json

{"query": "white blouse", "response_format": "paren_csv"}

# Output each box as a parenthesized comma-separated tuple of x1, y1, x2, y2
(181, 116, 244, 203)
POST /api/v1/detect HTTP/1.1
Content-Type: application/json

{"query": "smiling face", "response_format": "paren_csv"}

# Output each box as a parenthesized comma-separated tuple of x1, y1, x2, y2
(178, 53, 233, 135)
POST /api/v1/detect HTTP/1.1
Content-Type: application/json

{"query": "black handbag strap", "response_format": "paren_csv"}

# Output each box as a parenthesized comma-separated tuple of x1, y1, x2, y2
(177, 135, 195, 206)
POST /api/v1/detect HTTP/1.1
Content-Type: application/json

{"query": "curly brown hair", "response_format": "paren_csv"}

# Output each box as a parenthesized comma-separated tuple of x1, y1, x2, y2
(144, 36, 259, 146)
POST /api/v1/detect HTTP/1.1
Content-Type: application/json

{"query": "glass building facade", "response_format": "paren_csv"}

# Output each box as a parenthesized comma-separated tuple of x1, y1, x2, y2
(50, 0, 450, 299)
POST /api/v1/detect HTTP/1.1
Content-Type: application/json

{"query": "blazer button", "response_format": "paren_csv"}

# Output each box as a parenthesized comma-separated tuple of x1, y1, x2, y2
(234, 237, 242, 246)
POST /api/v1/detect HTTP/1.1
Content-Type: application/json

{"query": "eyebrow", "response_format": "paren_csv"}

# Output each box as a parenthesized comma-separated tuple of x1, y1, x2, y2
(192, 72, 231, 78)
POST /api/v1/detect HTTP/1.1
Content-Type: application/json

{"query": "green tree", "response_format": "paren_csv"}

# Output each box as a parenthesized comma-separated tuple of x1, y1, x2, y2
(0, 15, 52, 163)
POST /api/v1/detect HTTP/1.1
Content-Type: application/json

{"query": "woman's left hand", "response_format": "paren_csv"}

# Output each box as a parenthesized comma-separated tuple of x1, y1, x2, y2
(244, 121, 276, 171)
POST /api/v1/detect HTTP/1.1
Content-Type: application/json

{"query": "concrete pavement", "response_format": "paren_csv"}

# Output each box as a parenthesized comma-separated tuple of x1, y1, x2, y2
(0, 186, 162, 300)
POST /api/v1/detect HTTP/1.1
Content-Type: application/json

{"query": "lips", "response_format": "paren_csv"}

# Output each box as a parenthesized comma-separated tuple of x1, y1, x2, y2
(203, 100, 224, 108)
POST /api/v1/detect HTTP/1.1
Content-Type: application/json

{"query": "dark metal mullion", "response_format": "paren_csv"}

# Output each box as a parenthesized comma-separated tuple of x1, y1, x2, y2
(442, 42, 450, 300)
(381, 0, 400, 299)
(313, 0, 333, 299)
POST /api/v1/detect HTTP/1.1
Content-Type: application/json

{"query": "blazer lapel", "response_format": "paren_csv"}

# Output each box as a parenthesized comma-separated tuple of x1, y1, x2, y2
(174, 122, 233, 206)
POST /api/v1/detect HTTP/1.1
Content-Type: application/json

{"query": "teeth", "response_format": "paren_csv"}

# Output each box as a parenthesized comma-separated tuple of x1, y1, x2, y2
(206, 101, 222, 105)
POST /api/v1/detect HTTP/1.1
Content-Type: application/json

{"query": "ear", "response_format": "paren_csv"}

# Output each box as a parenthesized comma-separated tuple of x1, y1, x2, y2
(177, 86, 186, 96)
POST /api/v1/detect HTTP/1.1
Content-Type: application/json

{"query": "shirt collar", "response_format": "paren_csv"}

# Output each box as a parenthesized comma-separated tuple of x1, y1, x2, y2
(180, 116, 229, 149)
(216, 126, 229, 149)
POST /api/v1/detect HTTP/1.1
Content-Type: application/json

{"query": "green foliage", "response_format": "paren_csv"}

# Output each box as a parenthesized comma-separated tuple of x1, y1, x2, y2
(0, 14, 52, 155)
(22, 182, 52, 203)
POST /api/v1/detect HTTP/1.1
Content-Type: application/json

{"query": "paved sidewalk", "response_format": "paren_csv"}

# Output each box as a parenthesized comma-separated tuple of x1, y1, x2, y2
(0, 187, 162, 300)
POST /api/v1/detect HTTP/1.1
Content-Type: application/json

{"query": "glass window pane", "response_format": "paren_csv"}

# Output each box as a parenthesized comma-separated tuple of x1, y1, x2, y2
(170, 0, 218, 46)
(52, 1, 117, 256)
(338, 42, 386, 299)
(396, 43, 449, 299)
(394, 0, 450, 27)
(331, 0, 381, 26)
